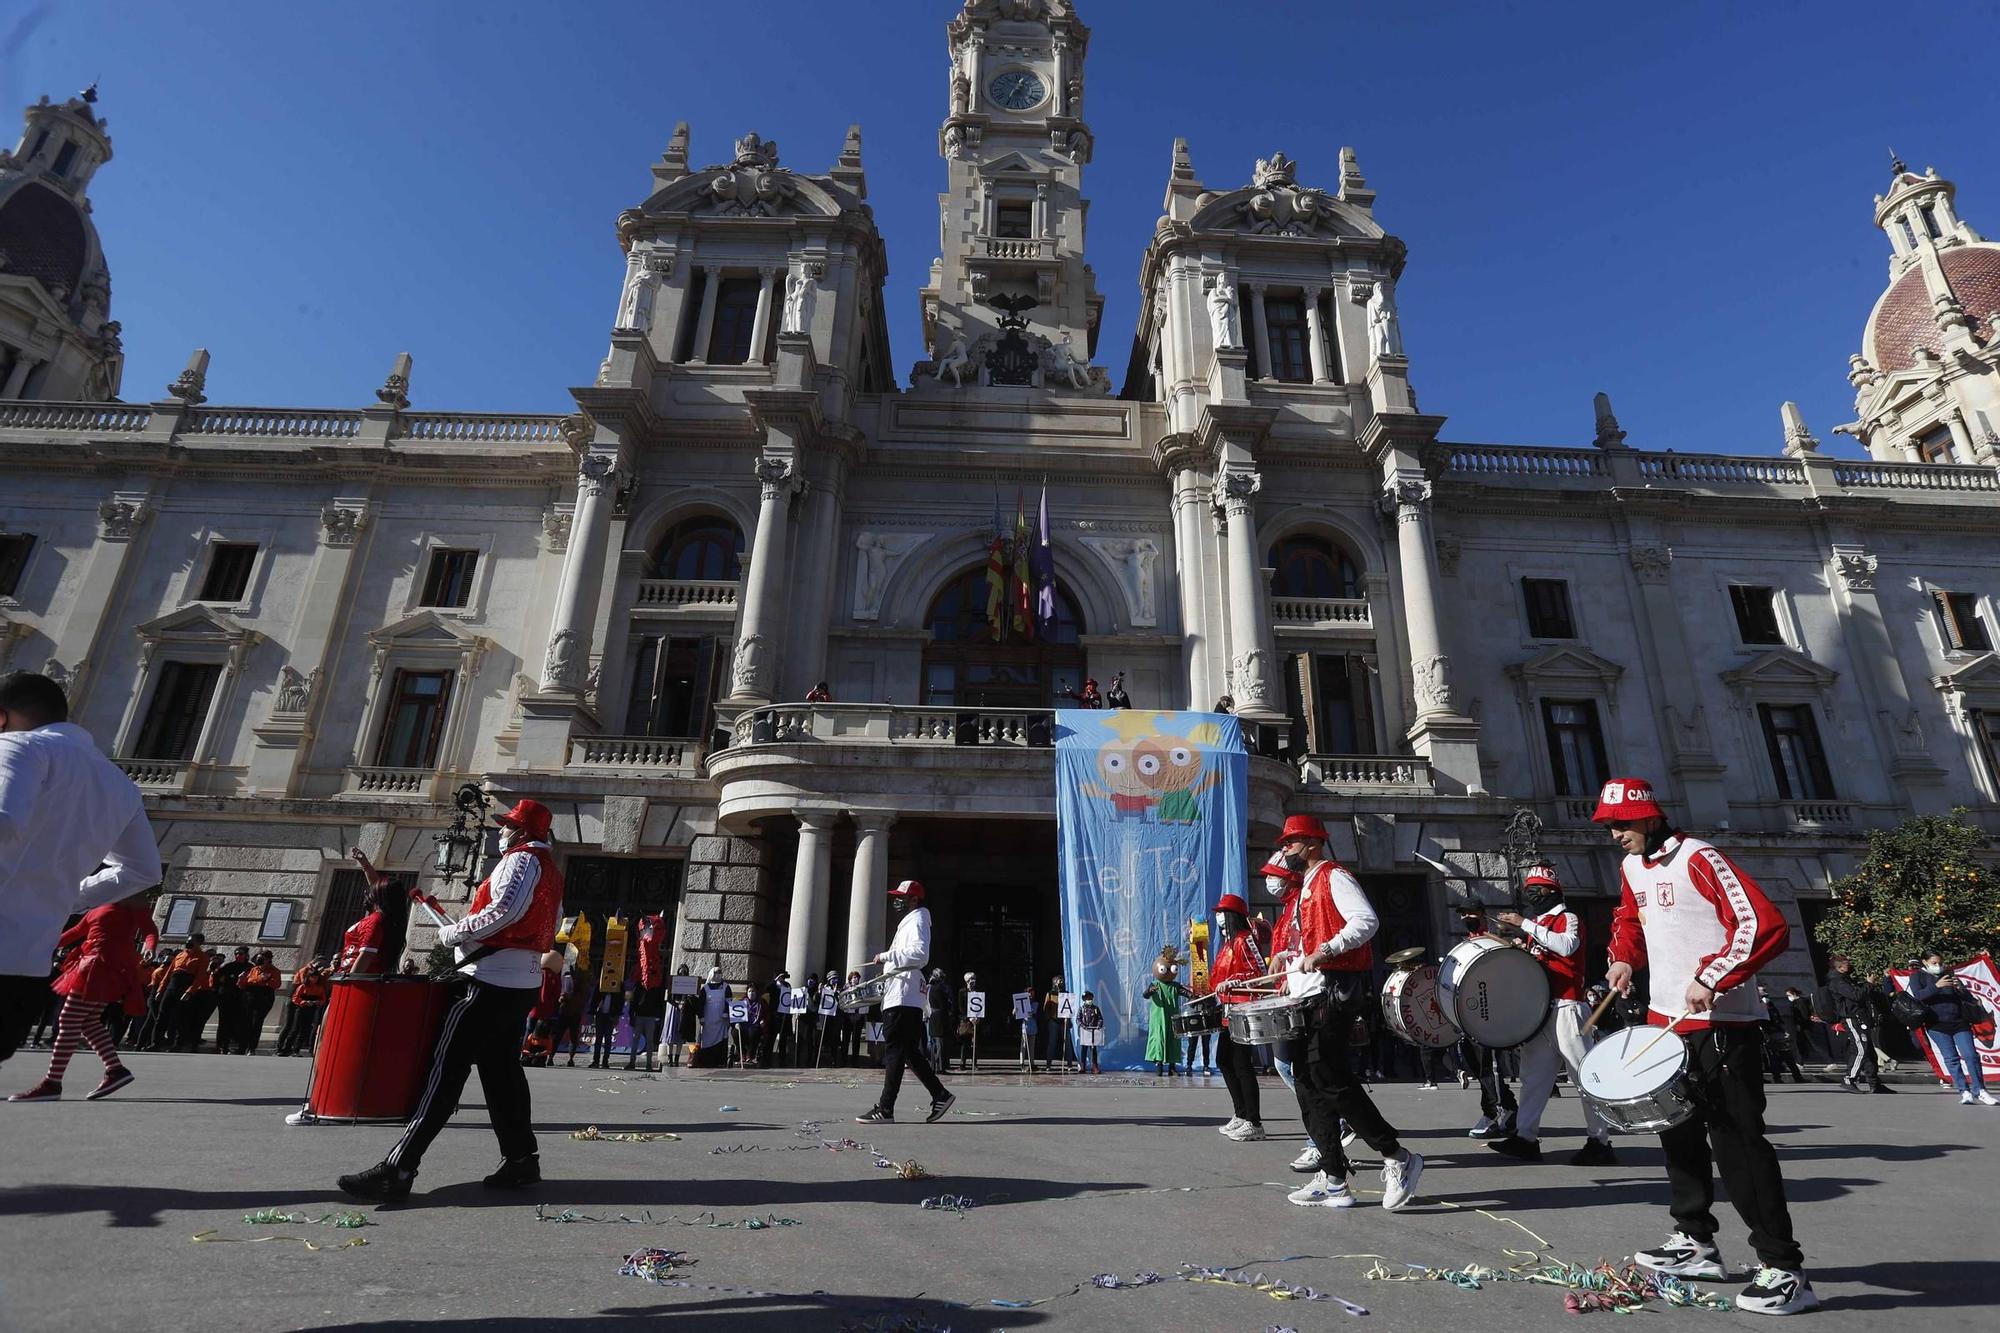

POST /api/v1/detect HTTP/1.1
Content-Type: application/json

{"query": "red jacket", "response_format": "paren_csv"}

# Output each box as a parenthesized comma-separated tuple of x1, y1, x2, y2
(1210, 919, 1273, 1004)
(53, 901, 159, 1014)
(1610, 832, 1788, 1030)
(1292, 859, 1374, 972)
(1519, 903, 1585, 1003)
(464, 844, 564, 954)
(336, 910, 390, 975)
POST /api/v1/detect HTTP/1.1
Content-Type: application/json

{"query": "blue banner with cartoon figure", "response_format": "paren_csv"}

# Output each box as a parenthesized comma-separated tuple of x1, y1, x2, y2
(1055, 709, 1248, 1071)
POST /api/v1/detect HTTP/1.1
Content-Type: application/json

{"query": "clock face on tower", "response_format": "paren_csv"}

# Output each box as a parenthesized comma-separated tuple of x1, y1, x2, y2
(988, 69, 1047, 111)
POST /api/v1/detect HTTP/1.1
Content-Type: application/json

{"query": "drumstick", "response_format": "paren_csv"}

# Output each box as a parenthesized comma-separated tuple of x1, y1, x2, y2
(1582, 988, 1620, 1035)
(414, 898, 452, 931)
(1624, 1009, 1690, 1064)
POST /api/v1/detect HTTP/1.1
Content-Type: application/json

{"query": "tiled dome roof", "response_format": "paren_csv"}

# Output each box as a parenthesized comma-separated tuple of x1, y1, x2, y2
(1864, 244, 2000, 373)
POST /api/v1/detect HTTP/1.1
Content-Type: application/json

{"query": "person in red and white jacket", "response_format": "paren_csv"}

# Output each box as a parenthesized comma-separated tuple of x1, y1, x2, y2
(1209, 892, 1273, 1141)
(339, 799, 566, 1203)
(1269, 814, 1424, 1213)
(1595, 777, 1816, 1317)
(1485, 863, 1614, 1165)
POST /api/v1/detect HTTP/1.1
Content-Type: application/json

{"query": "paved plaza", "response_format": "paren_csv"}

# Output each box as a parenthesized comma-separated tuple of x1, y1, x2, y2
(0, 1052, 1992, 1331)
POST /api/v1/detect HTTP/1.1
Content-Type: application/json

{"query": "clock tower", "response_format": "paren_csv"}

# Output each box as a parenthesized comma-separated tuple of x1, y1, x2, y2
(918, 0, 1104, 389)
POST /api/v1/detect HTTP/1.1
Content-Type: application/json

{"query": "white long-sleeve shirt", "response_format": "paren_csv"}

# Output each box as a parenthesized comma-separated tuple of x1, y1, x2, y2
(439, 845, 544, 988)
(876, 906, 933, 1010)
(0, 722, 162, 977)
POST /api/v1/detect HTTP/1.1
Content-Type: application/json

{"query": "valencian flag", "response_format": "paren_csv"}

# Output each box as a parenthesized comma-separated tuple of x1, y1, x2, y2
(984, 493, 1008, 641)
(1033, 480, 1057, 637)
(1012, 490, 1033, 641)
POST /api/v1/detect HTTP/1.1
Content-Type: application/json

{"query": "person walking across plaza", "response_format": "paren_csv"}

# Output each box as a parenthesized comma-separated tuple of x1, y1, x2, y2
(0, 671, 162, 1070)
(1820, 954, 1890, 1093)
(339, 799, 565, 1203)
(856, 880, 954, 1124)
(10, 885, 158, 1101)
(1272, 815, 1425, 1211)
(1596, 777, 1817, 1315)
(1487, 863, 1616, 1165)
(1209, 892, 1272, 1141)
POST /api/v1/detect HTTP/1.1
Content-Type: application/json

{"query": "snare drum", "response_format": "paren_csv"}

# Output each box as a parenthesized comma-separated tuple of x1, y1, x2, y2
(1223, 994, 1311, 1046)
(836, 972, 893, 1013)
(1437, 935, 1549, 1047)
(1171, 994, 1222, 1037)
(1381, 964, 1459, 1048)
(1578, 1024, 1695, 1133)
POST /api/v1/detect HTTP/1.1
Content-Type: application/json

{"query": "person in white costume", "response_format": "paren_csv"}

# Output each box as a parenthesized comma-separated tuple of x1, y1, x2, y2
(856, 880, 955, 1124)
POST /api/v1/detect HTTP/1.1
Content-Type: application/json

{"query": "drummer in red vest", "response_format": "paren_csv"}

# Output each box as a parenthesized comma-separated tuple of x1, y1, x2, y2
(1271, 814, 1425, 1211)
(1261, 856, 1327, 1176)
(339, 798, 565, 1203)
(1486, 862, 1615, 1165)
(1209, 891, 1273, 1141)
(1596, 778, 1815, 1316)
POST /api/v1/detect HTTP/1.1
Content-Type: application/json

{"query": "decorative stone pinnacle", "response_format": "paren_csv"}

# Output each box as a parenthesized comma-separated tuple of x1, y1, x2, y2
(1592, 391, 1628, 449)
(375, 351, 412, 409)
(1251, 151, 1297, 189)
(167, 347, 209, 405)
(1780, 400, 1820, 457)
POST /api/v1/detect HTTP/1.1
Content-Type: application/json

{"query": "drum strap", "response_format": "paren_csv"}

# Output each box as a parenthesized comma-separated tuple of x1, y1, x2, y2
(1244, 924, 1267, 975)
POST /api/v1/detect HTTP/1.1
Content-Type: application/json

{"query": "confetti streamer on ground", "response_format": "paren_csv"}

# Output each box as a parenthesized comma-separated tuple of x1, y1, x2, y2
(918, 1194, 979, 1214)
(571, 1125, 683, 1143)
(619, 1248, 698, 1282)
(533, 1205, 799, 1229)
(192, 1230, 367, 1251)
(242, 1209, 374, 1229)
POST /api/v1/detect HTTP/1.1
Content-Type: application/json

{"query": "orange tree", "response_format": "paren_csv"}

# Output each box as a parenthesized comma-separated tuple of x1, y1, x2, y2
(1814, 811, 2000, 976)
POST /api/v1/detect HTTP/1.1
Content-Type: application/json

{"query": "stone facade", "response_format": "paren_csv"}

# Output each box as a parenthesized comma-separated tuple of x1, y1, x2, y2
(2, 5, 1999, 1004)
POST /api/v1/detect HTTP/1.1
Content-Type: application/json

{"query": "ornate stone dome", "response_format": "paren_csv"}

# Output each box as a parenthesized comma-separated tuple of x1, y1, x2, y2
(1864, 244, 2000, 372)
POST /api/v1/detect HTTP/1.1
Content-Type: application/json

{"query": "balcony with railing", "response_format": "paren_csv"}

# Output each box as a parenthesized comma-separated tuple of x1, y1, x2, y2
(1297, 754, 1433, 794)
(343, 766, 442, 799)
(567, 735, 702, 775)
(1270, 597, 1371, 630)
(633, 579, 739, 614)
(977, 234, 1056, 262)
(119, 758, 194, 794)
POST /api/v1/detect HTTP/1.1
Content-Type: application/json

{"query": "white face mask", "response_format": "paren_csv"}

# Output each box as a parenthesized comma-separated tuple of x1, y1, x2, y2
(1925, 963, 1945, 976)
(1264, 876, 1288, 896)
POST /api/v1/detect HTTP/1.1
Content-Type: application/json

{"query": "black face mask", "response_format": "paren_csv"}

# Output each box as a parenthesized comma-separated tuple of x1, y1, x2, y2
(1282, 850, 1307, 872)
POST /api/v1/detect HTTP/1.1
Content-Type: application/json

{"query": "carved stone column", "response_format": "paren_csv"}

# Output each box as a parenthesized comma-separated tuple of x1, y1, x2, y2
(784, 811, 837, 983)
(248, 500, 371, 795)
(1247, 283, 1273, 381)
(1388, 475, 1484, 793)
(1619, 536, 1726, 828)
(727, 455, 796, 703)
(1828, 542, 1949, 814)
(1171, 466, 1215, 708)
(1946, 408, 1978, 463)
(845, 813, 895, 974)
(539, 450, 620, 694)
(44, 490, 155, 715)
(749, 265, 779, 364)
(1219, 468, 1280, 720)
(689, 264, 723, 363)
(1, 356, 40, 398)
(1302, 286, 1332, 383)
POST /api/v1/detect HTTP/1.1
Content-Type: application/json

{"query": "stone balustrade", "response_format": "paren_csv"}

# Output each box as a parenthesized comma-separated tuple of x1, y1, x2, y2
(1442, 441, 2000, 497)
(634, 578, 739, 612)
(567, 735, 698, 772)
(732, 703, 1056, 749)
(1444, 443, 1607, 478)
(1830, 459, 2000, 491)
(343, 766, 437, 798)
(1297, 753, 1434, 793)
(1782, 799, 1858, 830)
(1637, 454, 1806, 485)
(183, 407, 364, 439)
(1270, 596, 1371, 628)
(118, 758, 192, 792)
(399, 412, 569, 443)
(0, 402, 152, 432)
(980, 235, 1054, 261)
(0, 398, 573, 451)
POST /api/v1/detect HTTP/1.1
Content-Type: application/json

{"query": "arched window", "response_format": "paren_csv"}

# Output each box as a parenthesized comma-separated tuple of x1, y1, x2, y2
(652, 515, 744, 581)
(922, 566, 1083, 708)
(1269, 534, 1361, 600)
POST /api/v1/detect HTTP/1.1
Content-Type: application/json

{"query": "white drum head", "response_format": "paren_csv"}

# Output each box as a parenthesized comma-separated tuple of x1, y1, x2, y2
(1581, 1024, 1689, 1101)
(1438, 937, 1549, 1047)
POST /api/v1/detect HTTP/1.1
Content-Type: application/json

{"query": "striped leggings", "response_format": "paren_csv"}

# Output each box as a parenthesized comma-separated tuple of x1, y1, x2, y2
(48, 995, 121, 1084)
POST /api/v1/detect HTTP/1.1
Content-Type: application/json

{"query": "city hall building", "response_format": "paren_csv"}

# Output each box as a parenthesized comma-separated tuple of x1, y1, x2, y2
(4, 1, 2000, 1002)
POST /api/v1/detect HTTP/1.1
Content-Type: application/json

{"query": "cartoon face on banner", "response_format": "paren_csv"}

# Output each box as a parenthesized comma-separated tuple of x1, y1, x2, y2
(1080, 711, 1225, 826)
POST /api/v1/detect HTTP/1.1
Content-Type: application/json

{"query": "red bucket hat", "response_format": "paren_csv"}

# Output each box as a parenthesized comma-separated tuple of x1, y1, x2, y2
(1591, 778, 1665, 823)
(1257, 859, 1302, 886)
(889, 879, 926, 900)
(494, 798, 553, 839)
(1275, 814, 1328, 847)
(1214, 893, 1250, 916)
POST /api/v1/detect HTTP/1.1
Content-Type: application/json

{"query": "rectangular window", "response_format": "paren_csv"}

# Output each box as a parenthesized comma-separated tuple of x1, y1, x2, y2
(1920, 203, 1943, 240)
(1729, 585, 1785, 645)
(1541, 698, 1608, 797)
(1972, 710, 2000, 795)
(1264, 294, 1312, 382)
(623, 634, 719, 739)
(1917, 424, 1959, 464)
(706, 277, 763, 364)
(372, 669, 454, 769)
(419, 548, 479, 609)
(1521, 577, 1575, 639)
(674, 268, 708, 362)
(1758, 702, 1835, 800)
(132, 661, 223, 761)
(0, 532, 34, 597)
(50, 141, 76, 179)
(198, 542, 258, 603)
(993, 201, 1034, 238)
(1932, 589, 1992, 651)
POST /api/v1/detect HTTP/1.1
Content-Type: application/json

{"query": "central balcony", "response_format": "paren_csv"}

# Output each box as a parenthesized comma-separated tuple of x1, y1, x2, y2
(1270, 597, 1372, 630)
(633, 578, 738, 616)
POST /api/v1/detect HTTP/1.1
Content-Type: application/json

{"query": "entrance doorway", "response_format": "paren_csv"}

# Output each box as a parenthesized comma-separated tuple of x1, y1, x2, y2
(561, 856, 687, 977)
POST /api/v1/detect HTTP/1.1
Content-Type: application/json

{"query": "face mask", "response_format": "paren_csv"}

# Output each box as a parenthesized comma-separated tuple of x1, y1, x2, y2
(1282, 850, 1307, 872)
(1264, 876, 1288, 896)
(1925, 964, 1945, 976)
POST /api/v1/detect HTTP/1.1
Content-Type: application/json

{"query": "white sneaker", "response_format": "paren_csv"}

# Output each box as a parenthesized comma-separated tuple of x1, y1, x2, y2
(1218, 1116, 1246, 1135)
(1468, 1115, 1494, 1137)
(1979, 1091, 1999, 1106)
(1289, 1145, 1322, 1173)
(1419, 1081, 1438, 1090)
(1380, 1149, 1423, 1210)
(1286, 1170, 1355, 1208)
(1734, 1266, 1819, 1315)
(1458, 1071, 1471, 1089)
(1963, 1091, 1978, 1105)
(1633, 1231, 1727, 1281)
(1223, 1120, 1267, 1141)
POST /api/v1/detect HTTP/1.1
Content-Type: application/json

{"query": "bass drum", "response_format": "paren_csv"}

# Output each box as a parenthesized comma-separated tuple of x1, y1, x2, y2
(1381, 964, 1459, 1049)
(1437, 935, 1549, 1048)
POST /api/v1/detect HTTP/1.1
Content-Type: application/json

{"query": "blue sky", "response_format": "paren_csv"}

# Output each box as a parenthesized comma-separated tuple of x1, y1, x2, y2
(12, 0, 2000, 457)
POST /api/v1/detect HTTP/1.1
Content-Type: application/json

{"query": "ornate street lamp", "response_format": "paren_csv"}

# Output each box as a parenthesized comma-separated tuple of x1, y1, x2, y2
(431, 783, 493, 889)
(1498, 805, 1546, 908)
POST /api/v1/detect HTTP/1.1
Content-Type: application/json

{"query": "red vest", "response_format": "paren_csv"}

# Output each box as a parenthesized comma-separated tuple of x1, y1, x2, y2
(467, 844, 564, 954)
(1294, 859, 1374, 972)
(1211, 919, 1273, 1004)
(1526, 904, 1585, 1003)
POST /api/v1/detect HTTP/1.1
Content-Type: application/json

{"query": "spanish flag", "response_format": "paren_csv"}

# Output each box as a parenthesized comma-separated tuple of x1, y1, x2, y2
(1012, 490, 1033, 641)
(985, 495, 1007, 642)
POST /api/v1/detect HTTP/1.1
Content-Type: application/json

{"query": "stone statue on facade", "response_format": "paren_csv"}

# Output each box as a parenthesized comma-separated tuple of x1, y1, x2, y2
(1206, 276, 1241, 350)
(542, 629, 581, 691)
(1414, 653, 1454, 712)
(934, 331, 974, 386)
(1122, 538, 1159, 624)
(951, 68, 971, 115)
(1230, 648, 1271, 711)
(1045, 332, 1092, 389)
(782, 268, 810, 336)
(615, 254, 660, 332)
(1367, 280, 1403, 358)
(274, 667, 317, 715)
(853, 531, 928, 620)
(731, 633, 770, 697)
